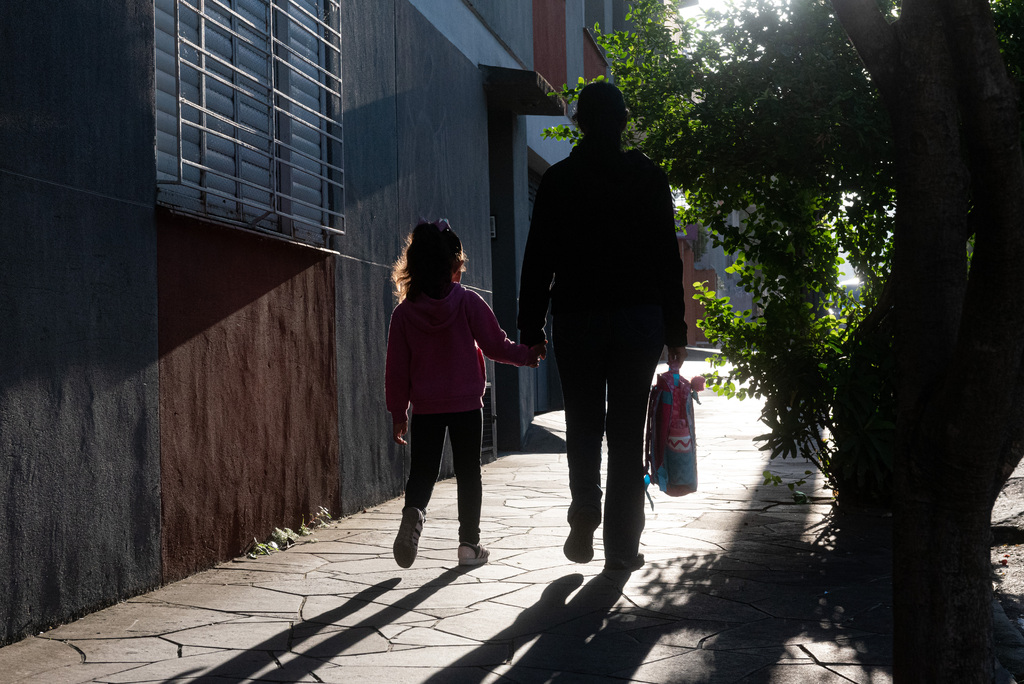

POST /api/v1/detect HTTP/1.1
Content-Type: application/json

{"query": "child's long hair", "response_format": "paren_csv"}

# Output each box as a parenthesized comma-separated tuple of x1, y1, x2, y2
(392, 219, 467, 303)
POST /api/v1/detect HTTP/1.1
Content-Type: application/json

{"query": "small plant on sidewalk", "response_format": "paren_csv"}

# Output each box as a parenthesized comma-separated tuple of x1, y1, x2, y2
(246, 506, 333, 559)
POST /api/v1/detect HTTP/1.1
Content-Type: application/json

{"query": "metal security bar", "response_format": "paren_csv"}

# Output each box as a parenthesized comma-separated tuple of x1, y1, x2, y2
(156, 0, 344, 248)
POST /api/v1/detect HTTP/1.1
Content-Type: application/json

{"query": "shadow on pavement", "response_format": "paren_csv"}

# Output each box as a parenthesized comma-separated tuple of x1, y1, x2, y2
(179, 570, 468, 682)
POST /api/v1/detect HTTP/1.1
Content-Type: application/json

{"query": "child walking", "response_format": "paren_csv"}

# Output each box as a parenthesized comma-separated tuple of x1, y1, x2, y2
(385, 219, 545, 568)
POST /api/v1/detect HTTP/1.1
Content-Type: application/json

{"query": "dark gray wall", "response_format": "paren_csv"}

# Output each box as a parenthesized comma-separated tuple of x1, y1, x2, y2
(0, 0, 540, 644)
(489, 112, 539, 451)
(0, 1, 161, 644)
(466, 1, 534, 68)
(336, 0, 401, 515)
(336, 0, 495, 515)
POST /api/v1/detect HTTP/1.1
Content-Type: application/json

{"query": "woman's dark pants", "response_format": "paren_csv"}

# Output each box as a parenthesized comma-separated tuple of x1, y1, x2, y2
(553, 305, 664, 563)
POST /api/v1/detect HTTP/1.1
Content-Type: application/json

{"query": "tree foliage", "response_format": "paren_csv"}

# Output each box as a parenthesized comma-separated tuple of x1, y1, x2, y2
(569, 0, 1024, 676)
(594, 0, 898, 503)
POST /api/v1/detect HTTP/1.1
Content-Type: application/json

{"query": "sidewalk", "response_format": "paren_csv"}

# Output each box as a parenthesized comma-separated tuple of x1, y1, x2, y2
(0, 360, 893, 683)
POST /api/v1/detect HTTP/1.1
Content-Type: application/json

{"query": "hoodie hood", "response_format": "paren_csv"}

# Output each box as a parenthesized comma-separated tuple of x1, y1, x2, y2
(400, 282, 467, 333)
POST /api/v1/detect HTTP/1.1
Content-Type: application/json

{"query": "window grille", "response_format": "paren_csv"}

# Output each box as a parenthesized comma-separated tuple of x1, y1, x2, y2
(155, 0, 344, 248)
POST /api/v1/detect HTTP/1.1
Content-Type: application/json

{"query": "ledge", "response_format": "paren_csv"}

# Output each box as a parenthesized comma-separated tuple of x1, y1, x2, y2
(480, 65, 566, 116)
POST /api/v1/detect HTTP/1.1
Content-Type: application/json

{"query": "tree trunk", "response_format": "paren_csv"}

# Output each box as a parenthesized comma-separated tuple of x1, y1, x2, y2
(832, 0, 1024, 679)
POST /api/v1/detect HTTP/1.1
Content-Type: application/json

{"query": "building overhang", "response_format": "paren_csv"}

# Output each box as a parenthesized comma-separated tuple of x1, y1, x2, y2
(480, 65, 566, 117)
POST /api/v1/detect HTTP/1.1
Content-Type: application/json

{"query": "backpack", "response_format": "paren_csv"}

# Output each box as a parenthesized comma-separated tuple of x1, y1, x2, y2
(645, 370, 704, 497)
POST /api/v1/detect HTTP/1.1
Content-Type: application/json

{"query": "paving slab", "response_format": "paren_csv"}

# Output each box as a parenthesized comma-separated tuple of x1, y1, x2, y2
(12, 663, 139, 684)
(0, 360, 893, 683)
(0, 637, 83, 684)
(66, 638, 180, 664)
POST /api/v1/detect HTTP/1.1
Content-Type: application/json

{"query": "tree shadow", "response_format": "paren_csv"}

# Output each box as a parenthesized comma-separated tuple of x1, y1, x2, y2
(398, 390, 894, 681)
(398, 502, 893, 683)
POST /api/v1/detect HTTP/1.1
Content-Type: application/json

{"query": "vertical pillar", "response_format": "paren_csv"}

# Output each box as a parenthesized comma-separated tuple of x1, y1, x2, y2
(487, 110, 535, 451)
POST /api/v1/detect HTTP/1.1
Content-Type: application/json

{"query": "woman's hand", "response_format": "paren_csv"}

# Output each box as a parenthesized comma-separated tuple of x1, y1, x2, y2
(667, 345, 688, 370)
(393, 421, 408, 445)
(527, 342, 548, 368)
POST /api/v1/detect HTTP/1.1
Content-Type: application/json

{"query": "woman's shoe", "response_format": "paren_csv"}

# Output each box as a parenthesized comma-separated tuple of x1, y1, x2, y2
(603, 553, 645, 573)
(563, 506, 601, 563)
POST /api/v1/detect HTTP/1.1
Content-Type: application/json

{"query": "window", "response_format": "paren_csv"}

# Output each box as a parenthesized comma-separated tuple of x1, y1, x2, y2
(155, 0, 344, 248)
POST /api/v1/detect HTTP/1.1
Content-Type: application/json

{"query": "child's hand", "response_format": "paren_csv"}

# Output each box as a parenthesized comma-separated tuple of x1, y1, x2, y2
(393, 421, 408, 445)
(527, 342, 548, 368)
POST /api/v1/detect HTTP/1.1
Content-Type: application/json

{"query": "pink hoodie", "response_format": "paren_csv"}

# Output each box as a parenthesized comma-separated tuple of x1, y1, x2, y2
(385, 283, 532, 424)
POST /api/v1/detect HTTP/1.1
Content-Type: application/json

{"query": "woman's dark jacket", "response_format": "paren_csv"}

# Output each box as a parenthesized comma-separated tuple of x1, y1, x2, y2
(517, 140, 688, 347)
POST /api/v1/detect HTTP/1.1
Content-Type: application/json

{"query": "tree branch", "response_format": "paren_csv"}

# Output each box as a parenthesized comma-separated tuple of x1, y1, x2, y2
(830, 0, 901, 99)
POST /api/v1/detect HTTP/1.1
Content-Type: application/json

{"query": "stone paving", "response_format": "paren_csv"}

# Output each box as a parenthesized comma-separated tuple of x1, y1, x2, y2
(0, 361, 893, 683)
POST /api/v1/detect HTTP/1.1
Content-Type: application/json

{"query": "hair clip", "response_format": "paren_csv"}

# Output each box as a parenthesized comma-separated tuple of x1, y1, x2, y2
(415, 218, 451, 232)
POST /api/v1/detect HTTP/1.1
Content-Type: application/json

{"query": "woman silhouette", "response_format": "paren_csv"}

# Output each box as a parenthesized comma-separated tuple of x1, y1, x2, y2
(518, 81, 688, 573)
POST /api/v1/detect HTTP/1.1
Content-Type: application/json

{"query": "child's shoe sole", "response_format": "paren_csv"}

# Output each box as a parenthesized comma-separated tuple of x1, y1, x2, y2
(393, 507, 424, 568)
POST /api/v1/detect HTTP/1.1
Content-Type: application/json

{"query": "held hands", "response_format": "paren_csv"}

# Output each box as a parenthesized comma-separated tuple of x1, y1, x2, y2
(667, 345, 688, 370)
(393, 421, 408, 445)
(527, 342, 548, 368)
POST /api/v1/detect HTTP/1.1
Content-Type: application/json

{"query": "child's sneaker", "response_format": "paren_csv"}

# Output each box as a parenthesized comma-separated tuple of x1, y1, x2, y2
(457, 542, 490, 566)
(393, 506, 425, 568)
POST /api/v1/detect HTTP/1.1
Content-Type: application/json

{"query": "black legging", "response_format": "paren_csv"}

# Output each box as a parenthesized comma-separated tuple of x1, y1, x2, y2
(553, 304, 664, 563)
(405, 409, 484, 545)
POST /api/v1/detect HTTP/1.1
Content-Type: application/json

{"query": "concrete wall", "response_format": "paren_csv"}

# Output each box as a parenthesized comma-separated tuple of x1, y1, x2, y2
(336, 0, 497, 515)
(488, 112, 539, 450)
(0, 0, 563, 645)
(585, 0, 613, 32)
(565, 0, 587, 87)
(0, 0, 161, 644)
(466, 1, 534, 67)
(157, 216, 339, 582)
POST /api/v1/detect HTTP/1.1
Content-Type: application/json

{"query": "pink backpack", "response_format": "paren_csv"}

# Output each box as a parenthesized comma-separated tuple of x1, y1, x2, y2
(645, 370, 705, 497)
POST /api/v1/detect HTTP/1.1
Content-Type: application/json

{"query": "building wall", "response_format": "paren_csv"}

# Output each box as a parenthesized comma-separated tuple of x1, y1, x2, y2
(0, 0, 565, 645)
(534, 0, 568, 89)
(489, 112, 538, 450)
(585, 0, 614, 32)
(583, 32, 608, 80)
(335, 1, 497, 515)
(564, 0, 587, 88)
(682, 239, 715, 345)
(693, 212, 755, 334)
(465, 0, 534, 67)
(157, 216, 339, 582)
(0, 0, 161, 644)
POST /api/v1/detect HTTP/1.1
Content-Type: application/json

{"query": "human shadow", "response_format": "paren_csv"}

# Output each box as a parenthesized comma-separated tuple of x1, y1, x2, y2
(417, 571, 641, 683)
(406, 391, 893, 682)
(174, 568, 470, 681)
(169, 389, 892, 682)
(408, 508, 891, 683)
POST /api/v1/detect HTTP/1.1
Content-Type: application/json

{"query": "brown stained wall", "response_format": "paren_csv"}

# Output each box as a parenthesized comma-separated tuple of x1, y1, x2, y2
(157, 213, 339, 582)
(533, 0, 567, 90)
